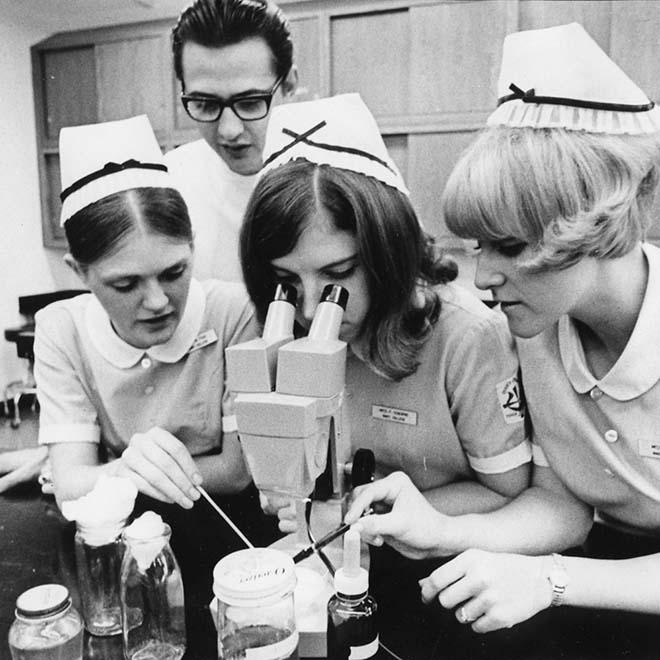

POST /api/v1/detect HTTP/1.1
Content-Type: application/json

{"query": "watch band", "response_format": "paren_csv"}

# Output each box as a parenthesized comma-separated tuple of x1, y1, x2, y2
(547, 553, 569, 607)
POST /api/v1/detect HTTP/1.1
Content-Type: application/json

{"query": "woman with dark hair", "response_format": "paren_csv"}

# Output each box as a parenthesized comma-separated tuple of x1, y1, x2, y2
(35, 115, 255, 509)
(241, 94, 531, 525)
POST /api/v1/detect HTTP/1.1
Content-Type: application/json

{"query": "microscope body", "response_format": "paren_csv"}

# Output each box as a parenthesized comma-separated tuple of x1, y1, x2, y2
(225, 285, 352, 504)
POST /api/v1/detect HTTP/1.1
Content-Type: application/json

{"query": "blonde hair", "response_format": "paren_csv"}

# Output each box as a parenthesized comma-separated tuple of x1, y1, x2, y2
(442, 127, 660, 271)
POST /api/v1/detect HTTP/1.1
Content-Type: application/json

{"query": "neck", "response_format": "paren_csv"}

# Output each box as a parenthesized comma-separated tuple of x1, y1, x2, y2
(572, 245, 648, 371)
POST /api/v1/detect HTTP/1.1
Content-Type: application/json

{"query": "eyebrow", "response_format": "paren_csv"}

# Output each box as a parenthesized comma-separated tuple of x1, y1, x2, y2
(185, 86, 273, 100)
(272, 255, 358, 273)
(101, 258, 189, 283)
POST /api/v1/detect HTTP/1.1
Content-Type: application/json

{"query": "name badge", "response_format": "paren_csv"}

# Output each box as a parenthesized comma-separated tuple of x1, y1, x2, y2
(371, 404, 417, 426)
(188, 329, 218, 354)
(638, 437, 660, 459)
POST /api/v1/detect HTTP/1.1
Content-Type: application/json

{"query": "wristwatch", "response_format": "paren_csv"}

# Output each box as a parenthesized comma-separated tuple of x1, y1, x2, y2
(546, 553, 569, 607)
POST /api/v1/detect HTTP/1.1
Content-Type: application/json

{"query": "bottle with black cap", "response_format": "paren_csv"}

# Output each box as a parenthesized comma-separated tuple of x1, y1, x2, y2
(327, 527, 378, 660)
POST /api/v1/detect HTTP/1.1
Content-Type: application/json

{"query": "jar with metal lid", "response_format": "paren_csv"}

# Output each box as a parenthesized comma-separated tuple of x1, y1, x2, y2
(213, 548, 298, 660)
(8, 584, 84, 660)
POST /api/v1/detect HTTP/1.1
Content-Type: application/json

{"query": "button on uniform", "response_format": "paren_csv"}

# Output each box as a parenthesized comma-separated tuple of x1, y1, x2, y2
(144, 385, 155, 395)
(604, 429, 618, 443)
(141, 357, 152, 369)
(589, 387, 603, 401)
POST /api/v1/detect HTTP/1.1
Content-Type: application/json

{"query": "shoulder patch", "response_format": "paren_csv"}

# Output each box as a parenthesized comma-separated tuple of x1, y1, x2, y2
(496, 375, 525, 424)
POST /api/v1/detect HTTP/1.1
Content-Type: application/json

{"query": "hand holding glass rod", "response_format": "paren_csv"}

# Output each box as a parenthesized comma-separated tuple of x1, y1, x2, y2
(292, 508, 373, 563)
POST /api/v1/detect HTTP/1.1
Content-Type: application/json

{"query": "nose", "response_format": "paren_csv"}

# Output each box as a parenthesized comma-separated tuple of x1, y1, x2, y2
(216, 107, 244, 141)
(298, 279, 324, 325)
(142, 279, 169, 312)
(474, 249, 506, 292)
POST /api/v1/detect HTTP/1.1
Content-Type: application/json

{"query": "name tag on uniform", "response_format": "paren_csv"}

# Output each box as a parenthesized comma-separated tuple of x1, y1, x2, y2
(638, 437, 660, 459)
(188, 329, 218, 354)
(371, 404, 417, 426)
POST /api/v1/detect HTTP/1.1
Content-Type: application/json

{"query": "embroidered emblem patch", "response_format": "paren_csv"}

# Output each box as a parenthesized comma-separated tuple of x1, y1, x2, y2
(371, 404, 417, 426)
(496, 375, 525, 424)
(188, 329, 218, 354)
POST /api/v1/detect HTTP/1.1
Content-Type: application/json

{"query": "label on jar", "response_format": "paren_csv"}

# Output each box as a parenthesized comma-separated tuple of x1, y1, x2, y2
(349, 636, 379, 659)
(244, 630, 299, 659)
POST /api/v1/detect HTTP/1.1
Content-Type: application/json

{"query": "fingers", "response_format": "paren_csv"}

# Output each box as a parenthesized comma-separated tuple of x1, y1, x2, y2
(344, 472, 411, 524)
(121, 428, 202, 508)
(419, 553, 472, 605)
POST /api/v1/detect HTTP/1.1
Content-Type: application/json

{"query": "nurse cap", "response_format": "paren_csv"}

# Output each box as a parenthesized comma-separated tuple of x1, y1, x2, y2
(59, 114, 173, 226)
(260, 93, 409, 196)
(488, 22, 660, 135)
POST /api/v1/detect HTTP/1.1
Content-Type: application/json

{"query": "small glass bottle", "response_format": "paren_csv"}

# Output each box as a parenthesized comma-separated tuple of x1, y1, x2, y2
(327, 528, 378, 660)
(213, 548, 298, 660)
(8, 584, 84, 660)
(74, 518, 126, 636)
(120, 512, 186, 660)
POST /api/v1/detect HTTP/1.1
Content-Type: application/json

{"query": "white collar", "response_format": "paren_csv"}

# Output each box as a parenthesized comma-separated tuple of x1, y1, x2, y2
(559, 243, 660, 401)
(85, 278, 206, 368)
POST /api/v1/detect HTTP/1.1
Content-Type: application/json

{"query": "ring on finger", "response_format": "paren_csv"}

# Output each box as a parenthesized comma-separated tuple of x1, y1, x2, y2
(458, 606, 472, 624)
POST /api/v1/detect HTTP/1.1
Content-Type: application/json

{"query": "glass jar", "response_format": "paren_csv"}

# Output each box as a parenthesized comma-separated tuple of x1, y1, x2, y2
(213, 548, 298, 660)
(120, 515, 186, 660)
(74, 519, 126, 636)
(8, 584, 84, 660)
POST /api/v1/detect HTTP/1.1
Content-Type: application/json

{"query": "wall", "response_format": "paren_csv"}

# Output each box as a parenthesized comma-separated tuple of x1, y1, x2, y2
(0, 16, 77, 387)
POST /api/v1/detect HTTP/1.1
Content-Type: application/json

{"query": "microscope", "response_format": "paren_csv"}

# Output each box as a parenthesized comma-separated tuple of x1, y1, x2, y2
(226, 283, 354, 514)
(225, 283, 374, 656)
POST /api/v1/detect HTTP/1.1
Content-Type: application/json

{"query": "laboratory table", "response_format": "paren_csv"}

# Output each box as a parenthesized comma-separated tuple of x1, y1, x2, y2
(1, 482, 659, 660)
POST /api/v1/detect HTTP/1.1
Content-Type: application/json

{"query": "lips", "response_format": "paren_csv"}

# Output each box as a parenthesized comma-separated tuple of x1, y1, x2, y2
(139, 313, 173, 325)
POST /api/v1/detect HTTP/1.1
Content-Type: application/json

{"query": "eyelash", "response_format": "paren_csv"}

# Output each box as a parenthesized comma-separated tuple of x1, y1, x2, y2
(110, 266, 186, 292)
(474, 241, 527, 258)
(274, 266, 356, 284)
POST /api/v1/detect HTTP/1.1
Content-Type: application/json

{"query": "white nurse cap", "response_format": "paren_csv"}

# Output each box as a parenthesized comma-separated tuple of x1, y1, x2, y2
(488, 22, 660, 135)
(59, 114, 173, 226)
(260, 93, 409, 195)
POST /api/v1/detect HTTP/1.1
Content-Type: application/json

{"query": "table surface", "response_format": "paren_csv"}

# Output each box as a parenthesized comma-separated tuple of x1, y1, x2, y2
(1, 476, 659, 659)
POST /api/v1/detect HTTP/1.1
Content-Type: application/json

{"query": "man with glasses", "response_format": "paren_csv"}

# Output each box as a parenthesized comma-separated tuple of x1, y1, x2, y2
(166, 0, 298, 280)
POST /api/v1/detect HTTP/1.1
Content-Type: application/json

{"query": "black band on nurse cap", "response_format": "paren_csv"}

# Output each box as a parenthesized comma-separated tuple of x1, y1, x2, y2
(60, 159, 169, 202)
(262, 120, 396, 175)
(498, 83, 655, 112)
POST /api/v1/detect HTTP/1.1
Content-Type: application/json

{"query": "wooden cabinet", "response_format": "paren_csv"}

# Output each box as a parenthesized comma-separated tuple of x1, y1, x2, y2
(32, 0, 660, 249)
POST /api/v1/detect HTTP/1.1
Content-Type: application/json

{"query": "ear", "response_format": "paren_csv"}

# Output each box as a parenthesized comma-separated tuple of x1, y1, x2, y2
(282, 64, 298, 99)
(63, 253, 88, 285)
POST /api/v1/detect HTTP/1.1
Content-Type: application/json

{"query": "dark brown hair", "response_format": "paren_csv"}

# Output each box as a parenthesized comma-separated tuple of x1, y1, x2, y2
(241, 160, 457, 381)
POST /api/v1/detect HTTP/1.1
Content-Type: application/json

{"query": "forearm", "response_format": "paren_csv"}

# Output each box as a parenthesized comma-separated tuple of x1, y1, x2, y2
(423, 481, 511, 515)
(561, 553, 660, 613)
(443, 486, 593, 555)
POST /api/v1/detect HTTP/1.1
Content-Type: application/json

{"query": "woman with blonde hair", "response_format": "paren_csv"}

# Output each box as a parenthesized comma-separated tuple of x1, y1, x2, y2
(347, 22, 660, 635)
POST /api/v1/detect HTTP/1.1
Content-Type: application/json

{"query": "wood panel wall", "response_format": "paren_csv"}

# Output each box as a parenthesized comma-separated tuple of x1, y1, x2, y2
(32, 0, 660, 248)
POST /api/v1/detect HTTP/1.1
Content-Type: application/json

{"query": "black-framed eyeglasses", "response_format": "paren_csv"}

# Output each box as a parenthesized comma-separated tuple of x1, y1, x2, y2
(181, 74, 285, 123)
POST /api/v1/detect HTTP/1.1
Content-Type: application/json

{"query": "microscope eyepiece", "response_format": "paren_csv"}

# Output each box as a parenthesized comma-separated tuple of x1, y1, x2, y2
(321, 284, 349, 310)
(273, 282, 297, 305)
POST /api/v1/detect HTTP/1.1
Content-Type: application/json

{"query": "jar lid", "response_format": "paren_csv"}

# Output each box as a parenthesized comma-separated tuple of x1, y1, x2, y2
(15, 584, 71, 619)
(213, 548, 296, 606)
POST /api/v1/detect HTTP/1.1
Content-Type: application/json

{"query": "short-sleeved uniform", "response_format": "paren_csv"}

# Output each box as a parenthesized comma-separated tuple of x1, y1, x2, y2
(164, 140, 256, 282)
(519, 243, 660, 535)
(34, 279, 258, 459)
(345, 282, 531, 491)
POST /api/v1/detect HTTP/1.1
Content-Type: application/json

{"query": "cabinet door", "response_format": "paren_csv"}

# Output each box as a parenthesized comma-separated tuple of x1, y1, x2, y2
(96, 32, 172, 136)
(39, 46, 97, 143)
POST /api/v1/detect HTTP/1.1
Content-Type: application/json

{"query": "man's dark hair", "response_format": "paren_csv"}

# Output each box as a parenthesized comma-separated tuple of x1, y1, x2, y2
(172, 0, 293, 88)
